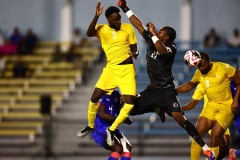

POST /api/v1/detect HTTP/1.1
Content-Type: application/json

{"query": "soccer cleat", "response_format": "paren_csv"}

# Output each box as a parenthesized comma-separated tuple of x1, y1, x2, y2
(76, 126, 94, 138)
(229, 149, 236, 160)
(157, 109, 166, 123)
(106, 127, 115, 146)
(203, 149, 215, 160)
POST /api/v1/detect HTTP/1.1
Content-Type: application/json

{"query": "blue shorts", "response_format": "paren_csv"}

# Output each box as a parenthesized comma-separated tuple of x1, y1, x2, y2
(92, 129, 122, 149)
(235, 114, 240, 134)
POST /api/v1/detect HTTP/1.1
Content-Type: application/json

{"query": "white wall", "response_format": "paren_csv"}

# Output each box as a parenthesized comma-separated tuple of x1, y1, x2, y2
(0, 0, 239, 48)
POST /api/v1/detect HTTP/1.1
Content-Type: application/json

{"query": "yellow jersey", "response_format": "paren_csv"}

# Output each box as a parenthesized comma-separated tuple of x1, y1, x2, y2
(96, 23, 137, 65)
(191, 62, 236, 105)
(192, 84, 207, 106)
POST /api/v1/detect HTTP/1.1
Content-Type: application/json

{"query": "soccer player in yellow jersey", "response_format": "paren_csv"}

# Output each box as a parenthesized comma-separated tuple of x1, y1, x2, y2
(177, 52, 240, 159)
(182, 84, 230, 160)
(77, 2, 138, 146)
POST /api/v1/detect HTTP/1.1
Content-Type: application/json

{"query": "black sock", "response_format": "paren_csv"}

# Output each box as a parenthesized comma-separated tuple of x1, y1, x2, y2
(182, 120, 205, 147)
(217, 145, 229, 160)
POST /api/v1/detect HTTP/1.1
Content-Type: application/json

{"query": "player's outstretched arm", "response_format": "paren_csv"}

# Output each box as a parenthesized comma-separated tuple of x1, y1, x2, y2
(176, 81, 198, 93)
(86, 2, 104, 37)
(182, 99, 199, 111)
(98, 104, 116, 122)
(117, 0, 145, 35)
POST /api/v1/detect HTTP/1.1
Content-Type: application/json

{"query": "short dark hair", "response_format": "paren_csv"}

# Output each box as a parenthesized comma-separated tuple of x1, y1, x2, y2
(200, 52, 210, 61)
(105, 6, 120, 18)
(163, 26, 176, 42)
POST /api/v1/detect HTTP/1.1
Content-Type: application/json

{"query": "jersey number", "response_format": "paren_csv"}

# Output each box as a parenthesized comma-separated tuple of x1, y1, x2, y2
(151, 52, 157, 59)
(112, 31, 116, 39)
(109, 106, 113, 114)
(205, 79, 210, 88)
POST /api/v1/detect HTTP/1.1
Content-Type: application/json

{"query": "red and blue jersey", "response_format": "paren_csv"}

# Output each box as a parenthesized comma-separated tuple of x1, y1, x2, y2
(94, 90, 122, 135)
(230, 81, 240, 134)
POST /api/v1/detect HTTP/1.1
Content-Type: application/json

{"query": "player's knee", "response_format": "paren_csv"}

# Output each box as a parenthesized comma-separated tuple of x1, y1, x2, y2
(122, 103, 134, 113)
(112, 144, 123, 153)
(126, 144, 132, 152)
(123, 95, 135, 104)
(91, 89, 106, 102)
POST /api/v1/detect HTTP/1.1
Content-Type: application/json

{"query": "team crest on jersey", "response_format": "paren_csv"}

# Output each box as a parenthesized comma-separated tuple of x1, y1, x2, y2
(173, 103, 179, 108)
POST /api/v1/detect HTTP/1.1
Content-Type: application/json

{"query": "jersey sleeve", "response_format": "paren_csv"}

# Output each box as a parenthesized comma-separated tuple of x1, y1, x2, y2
(167, 43, 177, 54)
(221, 62, 236, 78)
(192, 84, 204, 100)
(127, 24, 137, 45)
(95, 24, 104, 39)
(98, 94, 107, 106)
(142, 30, 155, 47)
(191, 70, 201, 83)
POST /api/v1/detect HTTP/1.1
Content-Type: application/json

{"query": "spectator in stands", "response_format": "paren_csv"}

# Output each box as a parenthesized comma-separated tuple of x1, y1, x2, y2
(78, 89, 133, 160)
(17, 37, 29, 55)
(65, 43, 77, 63)
(9, 27, 22, 47)
(51, 44, 64, 63)
(89, 37, 105, 62)
(13, 60, 29, 78)
(0, 29, 4, 47)
(0, 54, 6, 77)
(25, 28, 38, 53)
(177, 52, 240, 159)
(203, 27, 221, 48)
(228, 28, 240, 48)
(0, 38, 17, 56)
(72, 28, 83, 47)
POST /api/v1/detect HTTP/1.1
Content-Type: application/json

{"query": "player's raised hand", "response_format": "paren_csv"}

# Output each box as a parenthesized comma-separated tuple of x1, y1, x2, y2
(96, 1, 104, 16)
(129, 50, 139, 60)
(146, 22, 156, 35)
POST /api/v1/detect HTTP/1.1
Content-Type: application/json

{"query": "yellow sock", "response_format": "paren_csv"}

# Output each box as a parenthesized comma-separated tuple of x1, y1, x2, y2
(109, 103, 133, 131)
(191, 139, 202, 160)
(210, 146, 219, 160)
(87, 101, 98, 128)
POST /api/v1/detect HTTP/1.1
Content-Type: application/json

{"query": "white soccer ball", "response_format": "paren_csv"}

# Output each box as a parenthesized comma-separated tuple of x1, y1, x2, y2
(184, 50, 201, 67)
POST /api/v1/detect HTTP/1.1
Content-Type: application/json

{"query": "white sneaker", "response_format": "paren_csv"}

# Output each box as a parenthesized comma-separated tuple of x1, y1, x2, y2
(77, 126, 93, 138)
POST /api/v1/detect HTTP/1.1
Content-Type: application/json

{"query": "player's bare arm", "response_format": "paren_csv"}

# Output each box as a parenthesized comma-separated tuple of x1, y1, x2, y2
(182, 99, 199, 111)
(129, 44, 138, 59)
(118, 0, 173, 55)
(176, 81, 198, 93)
(147, 22, 171, 55)
(98, 104, 132, 125)
(97, 104, 116, 122)
(86, 2, 104, 37)
(117, 0, 145, 35)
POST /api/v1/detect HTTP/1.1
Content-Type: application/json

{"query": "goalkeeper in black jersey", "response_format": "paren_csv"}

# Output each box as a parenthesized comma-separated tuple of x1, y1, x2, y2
(117, 0, 215, 159)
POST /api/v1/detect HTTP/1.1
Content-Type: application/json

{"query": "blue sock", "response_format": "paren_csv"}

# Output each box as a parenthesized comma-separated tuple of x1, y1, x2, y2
(108, 157, 118, 160)
(235, 150, 240, 157)
(121, 157, 131, 160)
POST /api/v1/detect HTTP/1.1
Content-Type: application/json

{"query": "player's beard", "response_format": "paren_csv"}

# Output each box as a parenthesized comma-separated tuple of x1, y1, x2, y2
(200, 65, 211, 74)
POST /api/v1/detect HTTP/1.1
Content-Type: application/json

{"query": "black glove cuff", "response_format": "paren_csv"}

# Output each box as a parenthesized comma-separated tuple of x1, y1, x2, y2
(122, 7, 130, 13)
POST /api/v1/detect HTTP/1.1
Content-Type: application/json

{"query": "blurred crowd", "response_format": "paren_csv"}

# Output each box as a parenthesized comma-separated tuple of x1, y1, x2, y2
(0, 26, 104, 79)
(203, 27, 240, 48)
